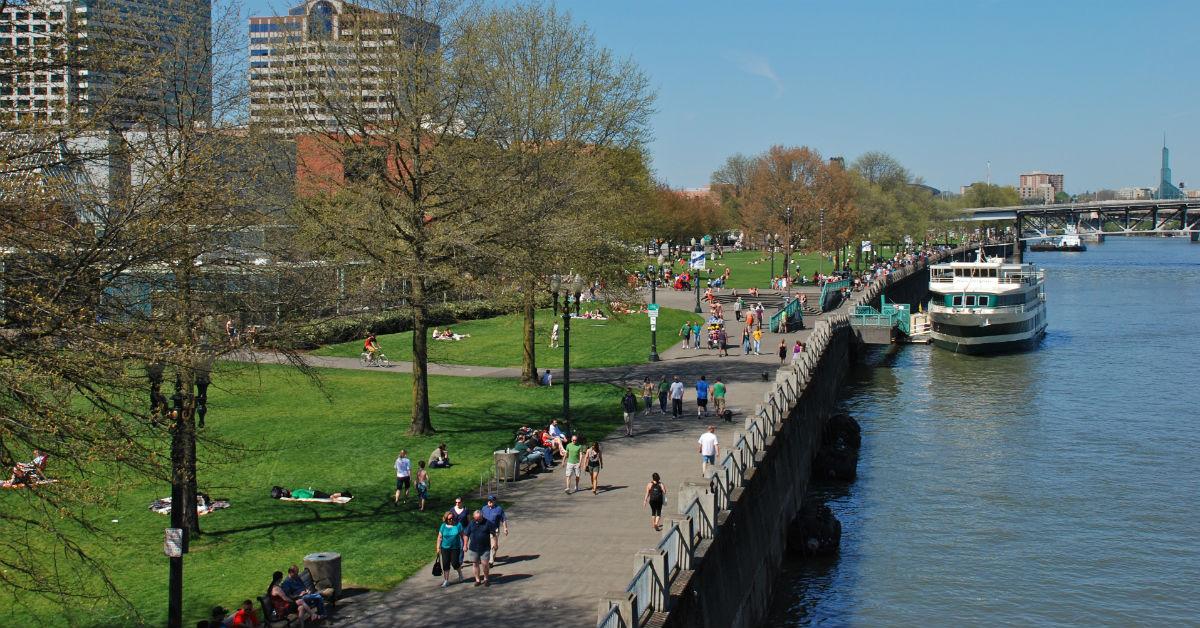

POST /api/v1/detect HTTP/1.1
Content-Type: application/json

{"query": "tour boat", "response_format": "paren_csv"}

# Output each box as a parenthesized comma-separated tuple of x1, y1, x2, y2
(927, 252, 1047, 355)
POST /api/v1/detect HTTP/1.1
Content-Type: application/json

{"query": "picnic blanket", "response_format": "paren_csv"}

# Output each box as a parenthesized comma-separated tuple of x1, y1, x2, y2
(279, 496, 353, 504)
(1, 478, 58, 490)
(149, 496, 230, 516)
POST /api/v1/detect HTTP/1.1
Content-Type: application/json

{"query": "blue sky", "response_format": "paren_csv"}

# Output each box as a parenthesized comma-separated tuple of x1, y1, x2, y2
(244, 1, 1200, 193)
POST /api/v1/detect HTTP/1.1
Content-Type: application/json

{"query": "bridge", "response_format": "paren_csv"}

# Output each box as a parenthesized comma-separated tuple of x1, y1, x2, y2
(957, 198, 1200, 261)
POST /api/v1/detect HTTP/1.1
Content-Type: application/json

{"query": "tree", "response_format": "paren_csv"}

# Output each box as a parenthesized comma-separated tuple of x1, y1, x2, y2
(647, 184, 728, 243)
(0, 0, 303, 611)
(961, 182, 1021, 208)
(468, 3, 654, 384)
(710, 153, 753, 226)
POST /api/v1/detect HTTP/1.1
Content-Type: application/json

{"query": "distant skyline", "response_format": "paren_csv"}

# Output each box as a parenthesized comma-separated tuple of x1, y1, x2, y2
(243, 0, 1200, 194)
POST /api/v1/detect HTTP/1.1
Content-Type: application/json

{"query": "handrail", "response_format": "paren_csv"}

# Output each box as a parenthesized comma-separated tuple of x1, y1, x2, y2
(819, 278, 852, 311)
(656, 524, 682, 580)
(598, 604, 625, 628)
(768, 297, 804, 332)
(625, 559, 661, 624)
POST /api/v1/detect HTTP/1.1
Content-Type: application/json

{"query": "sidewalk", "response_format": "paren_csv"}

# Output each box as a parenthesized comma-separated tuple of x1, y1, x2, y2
(323, 288, 838, 626)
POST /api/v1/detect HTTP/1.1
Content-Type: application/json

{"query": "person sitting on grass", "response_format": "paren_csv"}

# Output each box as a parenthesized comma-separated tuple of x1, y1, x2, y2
(7, 449, 48, 485)
(281, 565, 328, 619)
(429, 443, 451, 468)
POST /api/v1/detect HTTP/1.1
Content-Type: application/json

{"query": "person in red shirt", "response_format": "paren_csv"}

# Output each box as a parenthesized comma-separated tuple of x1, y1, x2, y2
(231, 599, 260, 627)
(364, 333, 379, 356)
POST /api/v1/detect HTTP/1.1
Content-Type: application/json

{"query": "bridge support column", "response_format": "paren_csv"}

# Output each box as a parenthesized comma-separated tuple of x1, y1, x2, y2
(1013, 215, 1024, 263)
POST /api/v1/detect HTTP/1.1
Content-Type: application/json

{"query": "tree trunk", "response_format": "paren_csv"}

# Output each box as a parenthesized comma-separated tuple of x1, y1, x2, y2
(409, 276, 434, 435)
(521, 285, 537, 385)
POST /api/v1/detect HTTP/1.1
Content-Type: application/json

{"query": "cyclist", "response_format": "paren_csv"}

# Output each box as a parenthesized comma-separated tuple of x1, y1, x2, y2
(364, 333, 380, 359)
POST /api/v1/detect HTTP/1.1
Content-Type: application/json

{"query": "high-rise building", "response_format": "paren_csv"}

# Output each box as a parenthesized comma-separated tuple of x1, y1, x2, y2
(1156, 139, 1183, 200)
(1017, 171, 1064, 202)
(0, 0, 211, 126)
(248, 0, 439, 133)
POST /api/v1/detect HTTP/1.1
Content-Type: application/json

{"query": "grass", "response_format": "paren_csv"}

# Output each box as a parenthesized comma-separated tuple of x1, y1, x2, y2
(657, 250, 829, 290)
(313, 306, 696, 369)
(0, 364, 622, 627)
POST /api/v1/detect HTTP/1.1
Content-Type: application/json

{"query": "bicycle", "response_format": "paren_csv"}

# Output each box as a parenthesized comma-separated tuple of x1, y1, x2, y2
(359, 351, 391, 368)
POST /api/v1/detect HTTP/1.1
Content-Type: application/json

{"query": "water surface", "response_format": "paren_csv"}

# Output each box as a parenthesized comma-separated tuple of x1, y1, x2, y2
(766, 237, 1200, 626)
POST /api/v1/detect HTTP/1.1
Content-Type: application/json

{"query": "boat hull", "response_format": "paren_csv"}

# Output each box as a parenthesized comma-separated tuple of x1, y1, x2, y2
(931, 327, 1045, 355)
(1029, 243, 1086, 252)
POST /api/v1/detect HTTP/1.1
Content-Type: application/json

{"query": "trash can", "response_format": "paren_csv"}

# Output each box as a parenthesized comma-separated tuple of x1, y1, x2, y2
(494, 449, 520, 482)
(303, 552, 342, 600)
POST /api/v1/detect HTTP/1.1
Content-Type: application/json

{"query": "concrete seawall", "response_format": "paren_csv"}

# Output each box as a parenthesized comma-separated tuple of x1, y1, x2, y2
(664, 324, 856, 628)
(655, 248, 982, 628)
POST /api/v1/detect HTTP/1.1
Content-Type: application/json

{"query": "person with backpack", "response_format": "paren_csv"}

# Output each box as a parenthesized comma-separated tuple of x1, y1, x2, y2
(621, 388, 638, 436)
(643, 472, 667, 531)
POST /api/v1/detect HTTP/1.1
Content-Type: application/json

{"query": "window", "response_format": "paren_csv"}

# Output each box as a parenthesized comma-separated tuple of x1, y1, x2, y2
(951, 295, 963, 306)
(251, 48, 269, 56)
(250, 61, 269, 68)
(964, 295, 976, 306)
(308, 1, 336, 40)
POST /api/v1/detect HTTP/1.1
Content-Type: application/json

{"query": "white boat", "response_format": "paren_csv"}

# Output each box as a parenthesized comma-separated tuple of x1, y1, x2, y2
(927, 251, 1047, 355)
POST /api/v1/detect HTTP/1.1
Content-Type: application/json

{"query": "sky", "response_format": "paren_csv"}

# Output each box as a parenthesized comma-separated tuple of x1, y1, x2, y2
(243, 0, 1200, 194)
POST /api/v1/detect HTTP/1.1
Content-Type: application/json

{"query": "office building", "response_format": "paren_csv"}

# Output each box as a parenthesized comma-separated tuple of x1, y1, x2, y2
(248, 0, 439, 133)
(1017, 171, 1064, 202)
(1156, 140, 1184, 200)
(0, 0, 211, 126)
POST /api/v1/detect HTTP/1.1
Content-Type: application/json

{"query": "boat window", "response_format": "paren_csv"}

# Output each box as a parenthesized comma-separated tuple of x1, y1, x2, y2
(964, 295, 976, 306)
(952, 295, 962, 306)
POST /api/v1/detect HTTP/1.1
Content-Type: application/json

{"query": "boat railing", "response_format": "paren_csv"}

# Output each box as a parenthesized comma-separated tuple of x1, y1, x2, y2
(929, 302, 1036, 315)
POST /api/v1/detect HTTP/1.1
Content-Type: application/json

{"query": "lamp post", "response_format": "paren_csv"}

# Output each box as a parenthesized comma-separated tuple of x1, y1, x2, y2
(769, 233, 776, 288)
(195, 354, 213, 429)
(167, 376, 185, 628)
(550, 274, 561, 317)
(561, 273, 585, 423)
(784, 207, 793, 277)
(693, 259, 702, 313)
(647, 264, 660, 361)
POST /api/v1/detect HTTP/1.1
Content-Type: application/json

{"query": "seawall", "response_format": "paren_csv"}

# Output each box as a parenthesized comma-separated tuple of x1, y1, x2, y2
(656, 249, 969, 628)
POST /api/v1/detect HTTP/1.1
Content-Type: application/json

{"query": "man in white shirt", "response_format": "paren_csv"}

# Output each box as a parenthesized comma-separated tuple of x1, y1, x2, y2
(669, 376, 685, 419)
(394, 450, 412, 504)
(697, 426, 719, 476)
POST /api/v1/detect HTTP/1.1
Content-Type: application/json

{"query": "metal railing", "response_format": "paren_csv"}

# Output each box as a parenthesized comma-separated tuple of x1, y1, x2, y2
(656, 524, 683, 580)
(598, 604, 625, 628)
(768, 297, 804, 332)
(819, 278, 852, 311)
(626, 560, 661, 625)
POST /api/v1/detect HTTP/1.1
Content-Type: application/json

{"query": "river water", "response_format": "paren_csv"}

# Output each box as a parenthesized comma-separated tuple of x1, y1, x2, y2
(766, 237, 1200, 626)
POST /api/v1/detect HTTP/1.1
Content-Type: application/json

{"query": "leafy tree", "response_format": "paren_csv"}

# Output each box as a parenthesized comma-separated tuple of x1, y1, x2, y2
(960, 182, 1021, 208)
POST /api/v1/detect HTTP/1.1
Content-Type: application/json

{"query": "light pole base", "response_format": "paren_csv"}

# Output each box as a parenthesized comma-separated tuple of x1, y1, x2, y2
(649, 351, 660, 362)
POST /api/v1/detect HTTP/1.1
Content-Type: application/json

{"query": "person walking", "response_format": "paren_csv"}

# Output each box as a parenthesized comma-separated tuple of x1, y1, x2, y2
(549, 322, 560, 348)
(698, 426, 720, 476)
(641, 378, 655, 415)
(644, 472, 667, 531)
(621, 388, 638, 437)
(778, 339, 788, 364)
(695, 375, 710, 418)
(741, 326, 751, 355)
(562, 435, 584, 494)
(792, 339, 805, 363)
(713, 377, 727, 419)
(394, 450, 412, 505)
(462, 510, 495, 587)
(435, 511, 465, 587)
(691, 321, 702, 349)
(657, 376, 670, 414)
(679, 321, 691, 350)
(415, 460, 430, 511)
(481, 495, 509, 566)
(585, 442, 604, 495)
(734, 296, 744, 321)
(752, 327, 763, 355)
(669, 376, 685, 418)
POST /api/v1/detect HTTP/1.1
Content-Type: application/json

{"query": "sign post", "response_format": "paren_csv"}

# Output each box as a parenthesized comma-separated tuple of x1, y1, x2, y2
(647, 303, 660, 361)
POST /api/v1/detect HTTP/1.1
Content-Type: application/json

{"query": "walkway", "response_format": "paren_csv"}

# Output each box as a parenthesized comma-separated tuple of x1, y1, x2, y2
(303, 284, 844, 626)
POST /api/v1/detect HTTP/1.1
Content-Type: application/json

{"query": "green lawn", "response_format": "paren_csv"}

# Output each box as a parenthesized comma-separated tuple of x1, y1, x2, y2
(314, 307, 695, 369)
(660, 250, 830, 290)
(1, 365, 622, 627)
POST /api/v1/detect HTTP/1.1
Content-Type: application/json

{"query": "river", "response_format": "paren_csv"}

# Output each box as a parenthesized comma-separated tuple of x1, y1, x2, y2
(765, 237, 1200, 626)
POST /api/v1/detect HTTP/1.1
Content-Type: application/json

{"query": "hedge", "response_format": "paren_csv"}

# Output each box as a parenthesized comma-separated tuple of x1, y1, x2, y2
(295, 300, 513, 348)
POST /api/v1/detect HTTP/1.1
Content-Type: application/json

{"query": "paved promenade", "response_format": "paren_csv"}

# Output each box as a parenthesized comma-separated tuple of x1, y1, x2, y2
(312, 286, 836, 626)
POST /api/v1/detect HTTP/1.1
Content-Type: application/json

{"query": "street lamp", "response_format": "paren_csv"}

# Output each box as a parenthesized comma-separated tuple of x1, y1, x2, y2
(549, 274, 561, 317)
(647, 264, 660, 362)
(784, 207, 793, 276)
(769, 233, 777, 288)
(195, 354, 214, 429)
(560, 273, 586, 423)
(693, 257, 702, 313)
(167, 375, 185, 628)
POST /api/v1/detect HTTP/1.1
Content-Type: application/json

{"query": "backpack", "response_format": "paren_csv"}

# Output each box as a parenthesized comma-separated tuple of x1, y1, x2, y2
(649, 482, 663, 502)
(270, 486, 286, 499)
